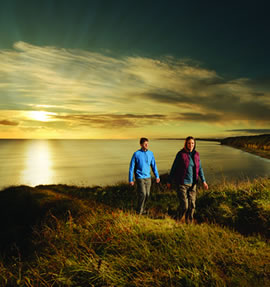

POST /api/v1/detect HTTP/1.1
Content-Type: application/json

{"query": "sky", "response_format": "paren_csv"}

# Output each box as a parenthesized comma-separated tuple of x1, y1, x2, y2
(0, 0, 270, 139)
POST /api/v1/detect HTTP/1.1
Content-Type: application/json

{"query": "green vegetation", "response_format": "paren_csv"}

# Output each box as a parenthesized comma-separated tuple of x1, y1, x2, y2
(0, 177, 270, 286)
(221, 134, 270, 159)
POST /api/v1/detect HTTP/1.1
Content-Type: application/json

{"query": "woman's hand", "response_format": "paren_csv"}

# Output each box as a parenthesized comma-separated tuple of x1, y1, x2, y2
(203, 182, 208, 190)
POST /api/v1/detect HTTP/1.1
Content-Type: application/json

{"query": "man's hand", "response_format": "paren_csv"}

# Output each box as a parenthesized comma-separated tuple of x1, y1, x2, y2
(129, 181, 135, 186)
(203, 182, 209, 190)
(167, 183, 171, 189)
(156, 178, 160, 184)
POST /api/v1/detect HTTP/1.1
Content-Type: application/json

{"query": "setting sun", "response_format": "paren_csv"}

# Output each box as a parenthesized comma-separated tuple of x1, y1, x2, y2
(28, 111, 56, 122)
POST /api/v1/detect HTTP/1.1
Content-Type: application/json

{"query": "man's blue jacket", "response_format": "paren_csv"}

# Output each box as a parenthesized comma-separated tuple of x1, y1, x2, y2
(129, 149, 159, 182)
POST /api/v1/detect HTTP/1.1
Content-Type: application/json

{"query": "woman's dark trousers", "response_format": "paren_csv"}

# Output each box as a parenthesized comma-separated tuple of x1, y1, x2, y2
(176, 184, 197, 223)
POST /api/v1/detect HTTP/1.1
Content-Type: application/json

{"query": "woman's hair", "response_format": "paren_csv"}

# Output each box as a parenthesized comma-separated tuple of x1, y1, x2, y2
(184, 136, 196, 150)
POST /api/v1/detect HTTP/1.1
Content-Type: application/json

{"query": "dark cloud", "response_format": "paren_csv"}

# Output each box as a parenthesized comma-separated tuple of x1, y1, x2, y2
(191, 77, 228, 89)
(246, 77, 270, 89)
(198, 94, 270, 121)
(54, 111, 226, 127)
(0, 120, 19, 126)
(54, 113, 167, 128)
(174, 112, 223, 122)
(141, 91, 270, 122)
(143, 91, 196, 105)
(250, 92, 266, 98)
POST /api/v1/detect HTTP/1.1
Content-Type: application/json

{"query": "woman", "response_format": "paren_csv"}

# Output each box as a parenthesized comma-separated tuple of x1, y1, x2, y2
(167, 136, 208, 223)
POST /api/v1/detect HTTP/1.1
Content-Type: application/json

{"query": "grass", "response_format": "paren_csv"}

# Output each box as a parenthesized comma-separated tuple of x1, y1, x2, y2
(0, 177, 270, 286)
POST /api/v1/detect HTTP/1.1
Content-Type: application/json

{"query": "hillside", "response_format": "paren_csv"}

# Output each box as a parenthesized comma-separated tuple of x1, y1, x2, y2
(0, 177, 270, 286)
(221, 134, 270, 159)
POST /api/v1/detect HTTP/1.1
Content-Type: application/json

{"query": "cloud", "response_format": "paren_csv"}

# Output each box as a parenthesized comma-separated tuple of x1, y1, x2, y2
(174, 112, 224, 122)
(0, 41, 269, 134)
(0, 41, 130, 112)
(54, 113, 167, 128)
(139, 85, 270, 122)
(0, 120, 19, 126)
(246, 77, 270, 90)
(122, 57, 270, 123)
(52, 111, 226, 129)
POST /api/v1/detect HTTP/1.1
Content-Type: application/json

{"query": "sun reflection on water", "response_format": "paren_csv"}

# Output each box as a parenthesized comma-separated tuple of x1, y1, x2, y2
(21, 140, 53, 186)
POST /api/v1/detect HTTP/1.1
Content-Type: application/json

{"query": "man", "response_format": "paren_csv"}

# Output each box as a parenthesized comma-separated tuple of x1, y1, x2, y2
(129, 137, 160, 215)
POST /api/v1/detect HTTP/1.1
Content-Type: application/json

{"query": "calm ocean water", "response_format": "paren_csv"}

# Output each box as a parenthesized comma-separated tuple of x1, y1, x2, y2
(0, 139, 269, 189)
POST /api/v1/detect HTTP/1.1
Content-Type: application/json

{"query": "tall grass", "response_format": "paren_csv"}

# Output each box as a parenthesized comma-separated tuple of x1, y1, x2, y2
(35, 176, 270, 238)
(196, 177, 270, 237)
(0, 177, 270, 286)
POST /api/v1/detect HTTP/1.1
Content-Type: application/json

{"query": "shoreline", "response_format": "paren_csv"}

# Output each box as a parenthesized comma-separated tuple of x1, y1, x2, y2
(158, 137, 270, 160)
(226, 145, 270, 160)
(220, 134, 270, 160)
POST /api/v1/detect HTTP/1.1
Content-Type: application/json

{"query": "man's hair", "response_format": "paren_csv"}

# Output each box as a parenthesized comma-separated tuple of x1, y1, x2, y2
(140, 137, 149, 145)
(184, 136, 196, 150)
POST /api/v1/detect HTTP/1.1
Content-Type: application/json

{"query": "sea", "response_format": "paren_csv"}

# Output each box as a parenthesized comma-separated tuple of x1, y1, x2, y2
(0, 139, 269, 189)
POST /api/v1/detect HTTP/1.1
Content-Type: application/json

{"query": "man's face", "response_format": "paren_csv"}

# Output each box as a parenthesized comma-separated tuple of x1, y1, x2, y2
(187, 139, 195, 151)
(141, 141, 149, 150)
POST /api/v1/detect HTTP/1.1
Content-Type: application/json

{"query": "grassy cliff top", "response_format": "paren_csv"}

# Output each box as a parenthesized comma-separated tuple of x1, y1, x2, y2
(0, 177, 270, 286)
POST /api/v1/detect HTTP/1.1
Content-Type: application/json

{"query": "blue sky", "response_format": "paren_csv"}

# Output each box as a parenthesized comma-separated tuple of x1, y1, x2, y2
(0, 0, 269, 139)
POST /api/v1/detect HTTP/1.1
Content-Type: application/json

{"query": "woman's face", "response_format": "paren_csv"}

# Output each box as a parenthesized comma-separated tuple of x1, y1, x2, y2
(186, 139, 195, 151)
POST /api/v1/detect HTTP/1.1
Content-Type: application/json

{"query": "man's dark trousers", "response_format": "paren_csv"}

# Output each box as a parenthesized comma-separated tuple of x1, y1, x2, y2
(136, 178, 151, 215)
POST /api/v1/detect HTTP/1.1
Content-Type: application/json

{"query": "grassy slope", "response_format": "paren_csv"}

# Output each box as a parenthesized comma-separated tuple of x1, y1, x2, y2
(0, 178, 270, 286)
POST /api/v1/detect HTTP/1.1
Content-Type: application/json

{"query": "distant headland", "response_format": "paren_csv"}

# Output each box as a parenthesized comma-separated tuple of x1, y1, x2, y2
(157, 134, 270, 160)
(220, 134, 270, 159)
(156, 137, 221, 142)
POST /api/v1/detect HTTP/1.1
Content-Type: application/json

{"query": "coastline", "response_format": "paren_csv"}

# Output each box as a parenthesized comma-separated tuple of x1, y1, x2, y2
(220, 134, 270, 160)
(158, 136, 270, 160)
(222, 144, 270, 160)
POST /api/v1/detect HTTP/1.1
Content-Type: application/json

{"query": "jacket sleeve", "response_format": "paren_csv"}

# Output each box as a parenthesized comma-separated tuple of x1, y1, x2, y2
(168, 152, 180, 183)
(129, 153, 136, 182)
(150, 153, 159, 179)
(198, 159, 206, 182)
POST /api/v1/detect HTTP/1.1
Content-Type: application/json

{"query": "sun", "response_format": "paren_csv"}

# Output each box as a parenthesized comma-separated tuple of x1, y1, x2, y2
(28, 111, 56, 122)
